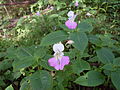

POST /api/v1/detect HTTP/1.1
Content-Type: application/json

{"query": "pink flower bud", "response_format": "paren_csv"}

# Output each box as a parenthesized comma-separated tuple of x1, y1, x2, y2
(66, 40, 74, 44)
(75, 1, 79, 6)
(86, 12, 92, 16)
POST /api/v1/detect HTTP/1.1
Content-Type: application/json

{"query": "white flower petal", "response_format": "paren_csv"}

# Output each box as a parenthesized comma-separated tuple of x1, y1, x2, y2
(67, 11, 74, 18)
(68, 14, 77, 21)
(53, 43, 64, 53)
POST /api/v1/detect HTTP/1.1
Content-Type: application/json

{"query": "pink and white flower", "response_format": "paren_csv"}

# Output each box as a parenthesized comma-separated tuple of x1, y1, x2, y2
(48, 42, 70, 70)
(65, 11, 77, 29)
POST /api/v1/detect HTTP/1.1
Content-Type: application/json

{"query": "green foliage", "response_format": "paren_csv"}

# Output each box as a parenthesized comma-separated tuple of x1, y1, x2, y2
(96, 48, 114, 64)
(20, 81, 31, 90)
(0, 59, 12, 71)
(72, 60, 90, 75)
(102, 64, 114, 71)
(111, 71, 120, 90)
(0, 0, 120, 89)
(30, 70, 53, 90)
(70, 32, 88, 52)
(75, 71, 105, 87)
(20, 70, 53, 90)
(113, 57, 120, 66)
(12, 46, 46, 71)
(41, 31, 68, 46)
(78, 21, 93, 32)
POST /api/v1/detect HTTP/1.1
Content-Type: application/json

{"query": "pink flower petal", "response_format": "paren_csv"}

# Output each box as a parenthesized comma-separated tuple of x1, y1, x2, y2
(65, 20, 77, 29)
(54, 64, 61, 70)
(48, 56, 70, 70)
(75, 1, 79, 6)
(59, 56, 70, 70)
(48, 57, 58, 67)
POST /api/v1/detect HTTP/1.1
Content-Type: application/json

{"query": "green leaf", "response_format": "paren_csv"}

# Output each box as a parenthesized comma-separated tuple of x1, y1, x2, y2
(113, 57, 120, 66)
(0, 59, 12, 71)
(12, 47, 35, 71)
(18, 46, 35, 57)
(13, 56, 35, 71)
(72, 60, 90, 74)
(6, 47, 16, 59)
(48, 14, 59, 18)
(78, 21, 93, 32)
(41, 31, 68, 46)
(70, 32, 88, 52)
(12, 46, 47, 71)
(88, 56, 99, 62)
(20, 81, 32, 90)
(0, 52, 6, 58)
(111, 71, 120, 90)
(99, 34, 116, 47)
(75, 71, 105, 87)
(96, 48, 114, 64)
(5, 85, 14, 90)
(88, 35, 102, 46)
(13, 72, 21, 79)
(30, 70, 53, 90)
(39, 59, 55, 71)
(102, 64, 114, 71)
(60, 24, 72, 32)
(56, 65, 73, 81)
(38, 54, 55, 71)
(53, 83, 64, 90)
(34, 46, 46, 59)
(103, 70, 111, 77)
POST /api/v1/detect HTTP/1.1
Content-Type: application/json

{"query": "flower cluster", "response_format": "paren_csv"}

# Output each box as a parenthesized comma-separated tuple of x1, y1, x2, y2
(48, 4, 78, 71)
(48, 42, 70, 70)
(65, 11, 77, 29)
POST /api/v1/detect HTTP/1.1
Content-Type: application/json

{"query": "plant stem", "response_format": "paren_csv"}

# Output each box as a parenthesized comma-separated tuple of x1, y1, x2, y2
(4, 5, 11, 19)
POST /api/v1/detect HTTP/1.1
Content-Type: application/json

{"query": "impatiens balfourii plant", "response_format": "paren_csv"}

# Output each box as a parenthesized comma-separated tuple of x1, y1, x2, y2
(48, 42, 70, 70)
(65, 11, 77, 29)
(1, 0, 120, 90)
